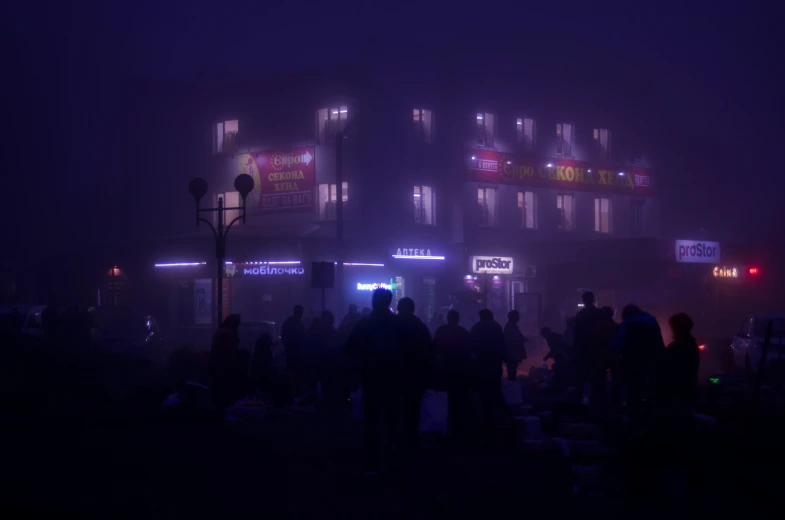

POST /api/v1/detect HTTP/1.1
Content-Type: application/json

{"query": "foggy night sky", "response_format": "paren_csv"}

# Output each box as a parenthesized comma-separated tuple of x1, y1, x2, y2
(3, 1, 783, 268)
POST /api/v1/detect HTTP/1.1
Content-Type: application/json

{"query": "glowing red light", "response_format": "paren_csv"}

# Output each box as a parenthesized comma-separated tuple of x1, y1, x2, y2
(698, 344, 705, 351)
(749, 267, 759, 275)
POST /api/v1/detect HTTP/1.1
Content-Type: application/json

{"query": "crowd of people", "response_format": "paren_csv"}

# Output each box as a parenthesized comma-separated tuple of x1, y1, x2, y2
(208, 288, 701, 479)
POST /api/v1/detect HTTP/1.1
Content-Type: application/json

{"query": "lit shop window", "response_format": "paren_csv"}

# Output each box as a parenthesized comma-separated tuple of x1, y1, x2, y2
(317, 106, 348, 143)
(214, 191, 240, 227)
(477, 187, 498, 226)
(516, 117, 536, 151)
(214, 119, 238, 154)
(318, 182, 348, 221)
(413, 185, 435, 225)
(517, 191, 537, 229)
(556, 123, 573, 157)
(556, 193, 575, 231)
(476, 112, 495, 147)
(593, 128, 611, 159)
(594, 197, 612, 234)
(413, 108, 434, 143)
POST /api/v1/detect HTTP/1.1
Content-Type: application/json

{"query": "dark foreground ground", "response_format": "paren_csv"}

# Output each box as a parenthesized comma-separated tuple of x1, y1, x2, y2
(1, 339, 783, 517)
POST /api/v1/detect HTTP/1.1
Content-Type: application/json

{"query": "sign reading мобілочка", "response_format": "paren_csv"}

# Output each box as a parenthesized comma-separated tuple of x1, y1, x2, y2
(472, 256, 514, 274)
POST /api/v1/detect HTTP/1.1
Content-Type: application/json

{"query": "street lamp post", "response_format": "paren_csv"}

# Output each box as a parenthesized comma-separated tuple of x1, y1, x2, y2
(188, 174, 255, 326)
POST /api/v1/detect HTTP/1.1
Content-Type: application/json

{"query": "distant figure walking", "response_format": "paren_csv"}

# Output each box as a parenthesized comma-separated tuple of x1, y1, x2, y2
(469, 309, 508, 432)
(503, 310, 527, 381)
(346, 289, 404, 475)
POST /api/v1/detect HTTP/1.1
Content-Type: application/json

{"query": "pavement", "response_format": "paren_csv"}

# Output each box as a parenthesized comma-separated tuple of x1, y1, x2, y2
(2, 340, 783, 517)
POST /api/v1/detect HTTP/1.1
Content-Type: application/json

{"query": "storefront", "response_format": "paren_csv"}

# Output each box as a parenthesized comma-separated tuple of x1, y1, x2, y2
(461, 253, 541, 330)
(341, 243, 461, 321)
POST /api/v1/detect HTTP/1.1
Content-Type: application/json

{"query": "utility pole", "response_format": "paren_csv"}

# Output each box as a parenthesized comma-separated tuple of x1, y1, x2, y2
(335, 130, 346, 314)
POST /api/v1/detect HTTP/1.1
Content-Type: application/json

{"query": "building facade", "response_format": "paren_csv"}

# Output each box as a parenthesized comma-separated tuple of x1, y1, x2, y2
(150, 70, 663, 332)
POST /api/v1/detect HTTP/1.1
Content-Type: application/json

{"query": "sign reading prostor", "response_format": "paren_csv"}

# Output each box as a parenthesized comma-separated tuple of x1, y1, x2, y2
(472, 256, 514, 274)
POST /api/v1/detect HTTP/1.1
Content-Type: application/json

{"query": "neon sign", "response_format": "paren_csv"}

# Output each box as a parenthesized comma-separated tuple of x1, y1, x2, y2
(357, 282, 393, 292)
(713, 266, 738, 279)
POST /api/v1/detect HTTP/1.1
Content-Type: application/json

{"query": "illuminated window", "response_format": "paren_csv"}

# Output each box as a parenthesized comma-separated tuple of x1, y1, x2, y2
(593, 128, 611, 159)
(477, 187, 498, 226)
(413, 108, 434, 143)
(317, 182, 348, 221)
(556, 194, 575, 231)
(317, 106, 348, 143)
(476, 112, 495, 147)
(517, 191, 537, 229)
(594, 197, 612, 234)
(556, 123, 573, 157)
(214, 119, 238, 154)
(516, 117, 536, 151)
(214, 191, 240, 227)
(414, 185, 435, 225)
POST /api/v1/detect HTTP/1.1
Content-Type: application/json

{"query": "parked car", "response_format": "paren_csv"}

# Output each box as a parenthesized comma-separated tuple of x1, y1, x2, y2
(731, 313, 785, 376)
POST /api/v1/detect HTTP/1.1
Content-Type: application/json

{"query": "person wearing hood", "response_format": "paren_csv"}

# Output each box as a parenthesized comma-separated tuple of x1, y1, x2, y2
(503, 310, 527, 381)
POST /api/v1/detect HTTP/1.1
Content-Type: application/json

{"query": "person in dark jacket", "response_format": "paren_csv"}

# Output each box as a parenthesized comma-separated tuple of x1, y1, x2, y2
(541, 327, 570, 391)
(336, 305, 363, 401)
(397, 297, 434, 455)
(434, 310, 472, 438)
(469, 309, 508, 431)
(573, 291, 602, 402)
(209, 314, 243, 410)
(503, 310, 527, 381)
(346, 289, 404, 475)
(611, 304, 666, 420)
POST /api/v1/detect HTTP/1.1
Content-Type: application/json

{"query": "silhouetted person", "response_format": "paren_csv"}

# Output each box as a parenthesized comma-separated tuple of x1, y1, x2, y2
(469, 309, 508, 433)
(281, 305, 306, 390)
(562, 316, 576, 351)
(434, 310, 472, 439)
(397, 297, 434, 456)
(659, 313, 700, 410)
(612, 304, 665, 421)
(656, 312, 701, 486)
(590, 306, 617, 414)
(346, 289, 404, 475)
(503, 310, 527, 381)
(316, 311, 339, 405)
(574, 292, 601, 402)
(361, 306, 372, 318)
(250, 332, 274, 391)
(209, 314, 242, 410)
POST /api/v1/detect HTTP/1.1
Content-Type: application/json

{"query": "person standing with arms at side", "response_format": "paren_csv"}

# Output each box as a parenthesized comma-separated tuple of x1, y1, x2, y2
(590, 306, 618, 415)
(346, 289, 404, 476)
(573, 291, 602, 403)
(503, 310, 527, 381)
(434, 310, 471, 440)
(469, 309, 508, 435)
(396, 297, 434, 457)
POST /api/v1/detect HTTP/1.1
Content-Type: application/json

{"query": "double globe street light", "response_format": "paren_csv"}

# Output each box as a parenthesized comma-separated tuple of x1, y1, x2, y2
(188, 174, 255, 325)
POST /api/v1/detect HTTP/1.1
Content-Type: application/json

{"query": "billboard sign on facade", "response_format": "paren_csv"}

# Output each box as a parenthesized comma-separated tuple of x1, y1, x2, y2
(674, 240, 721, 264)
(472, 256, 514, 274)
(467, 150, 655, 196)
(237, 147, 315, 212)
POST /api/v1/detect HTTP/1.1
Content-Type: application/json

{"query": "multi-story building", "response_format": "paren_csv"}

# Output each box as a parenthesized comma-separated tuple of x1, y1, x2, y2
(150, 68, 661, 331)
